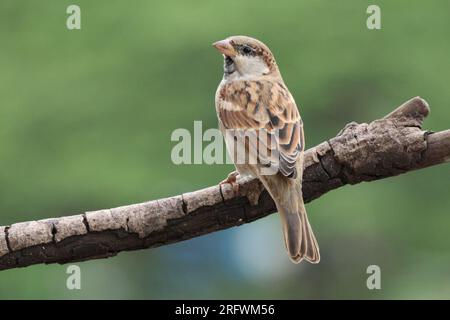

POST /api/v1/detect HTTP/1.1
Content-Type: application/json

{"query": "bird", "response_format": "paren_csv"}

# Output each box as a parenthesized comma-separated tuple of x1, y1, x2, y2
(213, 35, 320, 264)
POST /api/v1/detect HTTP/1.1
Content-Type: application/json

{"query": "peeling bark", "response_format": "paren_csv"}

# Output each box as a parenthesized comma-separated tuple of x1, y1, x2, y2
(0, 97, 449, 271)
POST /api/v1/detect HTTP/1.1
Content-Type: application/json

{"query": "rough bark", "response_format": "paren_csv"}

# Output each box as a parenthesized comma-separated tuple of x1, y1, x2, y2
(0, 97, 449, 271)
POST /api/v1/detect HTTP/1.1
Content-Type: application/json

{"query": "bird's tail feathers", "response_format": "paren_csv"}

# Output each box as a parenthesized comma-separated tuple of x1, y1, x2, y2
(278, 197, 320, 264)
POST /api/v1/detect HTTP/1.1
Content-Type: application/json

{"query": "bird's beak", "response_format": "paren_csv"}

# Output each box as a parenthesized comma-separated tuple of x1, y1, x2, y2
(212, 39, 236, 57)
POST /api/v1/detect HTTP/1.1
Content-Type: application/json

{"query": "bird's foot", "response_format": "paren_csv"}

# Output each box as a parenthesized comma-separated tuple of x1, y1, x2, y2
(220, 171, 240, 194)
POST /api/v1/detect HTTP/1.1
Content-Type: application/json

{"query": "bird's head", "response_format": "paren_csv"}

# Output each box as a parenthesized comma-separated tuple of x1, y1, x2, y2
(213, 36, 279, 79)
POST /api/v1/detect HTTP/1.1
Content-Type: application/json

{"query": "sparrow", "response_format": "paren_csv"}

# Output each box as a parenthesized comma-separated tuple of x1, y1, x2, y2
(213, 35, 320, 264)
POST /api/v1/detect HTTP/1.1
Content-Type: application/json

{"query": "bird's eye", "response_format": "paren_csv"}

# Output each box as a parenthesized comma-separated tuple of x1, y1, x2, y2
(242, 45, 253, 55)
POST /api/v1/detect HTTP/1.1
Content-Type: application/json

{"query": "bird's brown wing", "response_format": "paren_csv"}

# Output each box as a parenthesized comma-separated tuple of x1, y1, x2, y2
(217, 80, 303, 178)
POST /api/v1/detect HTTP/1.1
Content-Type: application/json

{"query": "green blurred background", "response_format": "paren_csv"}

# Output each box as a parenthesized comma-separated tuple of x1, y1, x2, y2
(0, 0, 449, 299)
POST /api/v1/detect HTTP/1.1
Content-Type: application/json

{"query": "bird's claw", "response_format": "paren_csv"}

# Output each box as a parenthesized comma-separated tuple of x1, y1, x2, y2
(220, 171, 240, 194)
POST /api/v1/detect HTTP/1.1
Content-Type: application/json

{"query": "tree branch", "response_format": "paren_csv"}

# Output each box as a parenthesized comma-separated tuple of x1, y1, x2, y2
(0, 97, 448, 271)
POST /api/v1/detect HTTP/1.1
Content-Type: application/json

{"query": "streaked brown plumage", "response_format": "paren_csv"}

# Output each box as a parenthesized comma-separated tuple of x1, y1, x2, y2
(213, 36, 320, 263)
